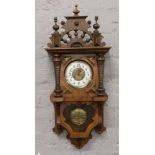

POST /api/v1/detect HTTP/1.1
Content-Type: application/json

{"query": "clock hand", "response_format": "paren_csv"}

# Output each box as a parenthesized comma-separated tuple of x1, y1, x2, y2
(78, 69, 81, 76)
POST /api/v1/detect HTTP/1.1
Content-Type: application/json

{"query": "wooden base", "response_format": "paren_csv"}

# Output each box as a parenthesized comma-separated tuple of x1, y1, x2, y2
(70, 137, 90, 149)
(53, 124, 106, 148)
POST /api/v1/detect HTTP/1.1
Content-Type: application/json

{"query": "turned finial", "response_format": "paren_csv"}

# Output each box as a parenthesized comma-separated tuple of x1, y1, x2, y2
(53, 17, 59, 31)
(95, 16, 98, 22)
(73, 4, 80, 16)
(93, 16, 100, 31)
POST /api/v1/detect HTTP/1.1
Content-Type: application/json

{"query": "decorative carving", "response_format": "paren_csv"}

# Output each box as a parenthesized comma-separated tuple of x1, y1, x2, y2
(87, 56, 97, 65)
(62, 56, 72, 65)
(63, 88, 72, 94)
(46, 5, 107, 49)
(45, 4, 111, 149)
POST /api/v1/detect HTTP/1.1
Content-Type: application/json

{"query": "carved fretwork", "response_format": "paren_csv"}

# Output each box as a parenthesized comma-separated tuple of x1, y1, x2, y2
(46, 5, 106, 49)
(45, 4, 111, 149)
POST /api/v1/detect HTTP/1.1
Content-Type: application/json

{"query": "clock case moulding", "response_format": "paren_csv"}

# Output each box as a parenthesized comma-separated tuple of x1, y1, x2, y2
(45, 5, 111, 149)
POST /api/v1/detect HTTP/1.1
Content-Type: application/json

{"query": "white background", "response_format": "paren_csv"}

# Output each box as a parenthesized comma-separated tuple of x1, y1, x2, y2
(0, 0, 155, 155)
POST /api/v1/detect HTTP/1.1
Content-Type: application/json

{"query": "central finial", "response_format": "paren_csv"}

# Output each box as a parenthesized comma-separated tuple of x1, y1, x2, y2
(73, 4, 80, 16)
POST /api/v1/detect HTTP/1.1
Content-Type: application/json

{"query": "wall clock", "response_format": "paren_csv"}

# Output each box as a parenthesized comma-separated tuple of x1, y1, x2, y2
(45, 5, 111, 149)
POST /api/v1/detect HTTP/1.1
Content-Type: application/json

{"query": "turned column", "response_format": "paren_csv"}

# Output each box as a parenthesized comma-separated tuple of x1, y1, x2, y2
(53, 102, 63, 134)
(52, 54, 62, 97)
(97, 54, 106, 96)
(95, 102, 106, 134)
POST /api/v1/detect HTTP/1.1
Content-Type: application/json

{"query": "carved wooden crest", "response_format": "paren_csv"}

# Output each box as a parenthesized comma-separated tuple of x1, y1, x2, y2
(47, 4, 106, 49)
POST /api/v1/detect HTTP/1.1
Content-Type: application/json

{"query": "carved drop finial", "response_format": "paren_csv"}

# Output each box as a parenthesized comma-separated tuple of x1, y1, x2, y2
(53, 17, 59, 31)
(73, 4, 80, 16)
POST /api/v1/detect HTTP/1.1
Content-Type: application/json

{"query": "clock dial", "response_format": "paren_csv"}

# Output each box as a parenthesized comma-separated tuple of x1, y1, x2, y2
(72, 68, 85, 81)
(65, 61, 92, 88)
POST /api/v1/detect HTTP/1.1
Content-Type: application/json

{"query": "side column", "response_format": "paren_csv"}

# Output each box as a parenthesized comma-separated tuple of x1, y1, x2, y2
(97, 54, 106, 96)
(52, 54, 62, 97)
